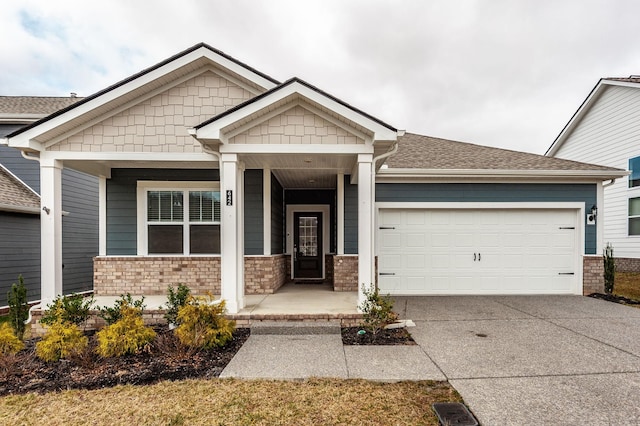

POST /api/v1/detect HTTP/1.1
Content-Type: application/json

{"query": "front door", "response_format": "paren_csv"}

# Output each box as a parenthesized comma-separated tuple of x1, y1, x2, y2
(293, 212, 323, 279)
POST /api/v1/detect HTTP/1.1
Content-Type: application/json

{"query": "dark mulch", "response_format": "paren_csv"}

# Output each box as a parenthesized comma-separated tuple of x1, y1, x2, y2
(341, 326, 416, 345)
(0, 327, 250, 396)
(588, 293, 640, 306)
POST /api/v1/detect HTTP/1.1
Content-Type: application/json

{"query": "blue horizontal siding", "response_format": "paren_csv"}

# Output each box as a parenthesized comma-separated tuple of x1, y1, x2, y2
(0, 212, 40, 305)
(376, 182, 598, 254)
(344, 175, 358, 254)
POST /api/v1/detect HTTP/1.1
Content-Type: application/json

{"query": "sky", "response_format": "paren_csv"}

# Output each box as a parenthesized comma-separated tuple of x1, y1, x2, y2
(1, 0, 639, 155)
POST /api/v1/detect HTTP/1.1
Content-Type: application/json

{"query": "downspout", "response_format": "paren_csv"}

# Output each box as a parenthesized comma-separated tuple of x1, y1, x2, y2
(603, 179, 616, 188)
(369, 131, 402, 289)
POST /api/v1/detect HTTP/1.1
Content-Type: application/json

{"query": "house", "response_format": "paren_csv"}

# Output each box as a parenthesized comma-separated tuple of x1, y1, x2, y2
(0, 96, 97, 306)
(546, 77, 640, 271)
(2, 43, 626, 314)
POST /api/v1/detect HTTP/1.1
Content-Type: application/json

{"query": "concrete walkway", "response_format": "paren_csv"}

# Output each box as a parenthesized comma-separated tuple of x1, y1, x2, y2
(221, 295, 640, 425)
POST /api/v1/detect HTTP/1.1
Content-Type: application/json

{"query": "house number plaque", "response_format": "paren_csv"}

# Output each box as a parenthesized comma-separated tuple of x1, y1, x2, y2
(226, 190, 233, 206)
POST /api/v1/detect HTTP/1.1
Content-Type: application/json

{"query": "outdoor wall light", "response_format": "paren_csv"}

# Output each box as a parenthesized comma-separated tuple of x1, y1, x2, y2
(42, 206, 50, 215)
(589, 205, 598, 221)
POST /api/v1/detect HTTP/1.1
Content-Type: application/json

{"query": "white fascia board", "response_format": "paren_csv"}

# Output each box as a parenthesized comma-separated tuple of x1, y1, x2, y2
(195, 81, 397, 142)
(42, 151, 216, 162)
(0, 113, 44, 123)
(376, 201, 584, 210)
(218, 143, 374, 155)
(0, 204, 40, 214)
(376, 168, 629, 181)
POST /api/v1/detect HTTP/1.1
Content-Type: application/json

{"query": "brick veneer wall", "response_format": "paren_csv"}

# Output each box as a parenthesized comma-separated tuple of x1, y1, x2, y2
(94, 256, 221, 296)
(244, 255, 288, 294)
(333, 255, 358, 291)
(583, 255, 604, 295)
(613, 257, 640, 273)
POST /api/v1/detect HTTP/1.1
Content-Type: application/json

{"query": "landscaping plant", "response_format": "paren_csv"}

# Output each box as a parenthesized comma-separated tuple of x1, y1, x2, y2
(98, 293, 146, 325)
(604, 242, 615, 294)
(175, 295, 235, 350)
(7, 275, 29, 340)
(96, 303, 156, 357)
(358, 285, 398, 337)
(164, 284, 191, 327)
(0, 322, 24, 355)
(36, 320, 88, 362)
(40, 293, 94, 328)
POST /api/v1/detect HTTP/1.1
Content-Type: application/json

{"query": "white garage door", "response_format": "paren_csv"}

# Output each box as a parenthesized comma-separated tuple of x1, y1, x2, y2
(377, 208, 579, 295)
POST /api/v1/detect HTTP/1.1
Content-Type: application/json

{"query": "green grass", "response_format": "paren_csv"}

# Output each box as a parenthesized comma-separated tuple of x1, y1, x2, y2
(0, 378, 462, 425)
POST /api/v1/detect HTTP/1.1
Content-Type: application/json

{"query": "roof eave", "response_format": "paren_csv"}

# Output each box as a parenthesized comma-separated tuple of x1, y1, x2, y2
(0, 203, 40, 215)
(377, 168, 629, 181)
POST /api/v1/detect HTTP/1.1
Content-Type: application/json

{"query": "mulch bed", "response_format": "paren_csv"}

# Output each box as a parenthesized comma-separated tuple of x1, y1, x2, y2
(341, 327, 416, 345)
(0, 327, 249, 396)
(588, 293, 640, 306)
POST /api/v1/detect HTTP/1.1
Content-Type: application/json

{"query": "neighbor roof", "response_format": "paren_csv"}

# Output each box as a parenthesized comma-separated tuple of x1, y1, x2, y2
(386, 133, 623, 172)
(0, 96, 82, 116)
(0, 165, 40, 214)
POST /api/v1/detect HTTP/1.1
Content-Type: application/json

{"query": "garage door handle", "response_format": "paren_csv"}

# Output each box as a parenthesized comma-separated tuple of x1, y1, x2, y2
(559, 227, 575, 229)
(558, 272, 575, 275)
(379, 272, 396, 276)
(379, 226, 395, 230)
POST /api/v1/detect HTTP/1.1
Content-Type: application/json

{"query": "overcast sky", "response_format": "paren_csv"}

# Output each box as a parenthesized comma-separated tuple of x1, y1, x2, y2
(2, 0, 639, 154)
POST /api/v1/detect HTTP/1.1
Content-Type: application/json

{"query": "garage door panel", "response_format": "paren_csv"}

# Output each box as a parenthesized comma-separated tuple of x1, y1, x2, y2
(378, 208, 579, 295)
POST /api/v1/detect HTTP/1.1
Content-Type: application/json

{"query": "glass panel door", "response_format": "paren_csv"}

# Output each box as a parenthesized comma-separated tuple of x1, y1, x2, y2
(293, 212, 323, 278)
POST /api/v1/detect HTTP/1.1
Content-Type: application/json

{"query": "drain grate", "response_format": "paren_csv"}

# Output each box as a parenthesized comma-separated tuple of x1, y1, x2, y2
(432, 402, 479, 426)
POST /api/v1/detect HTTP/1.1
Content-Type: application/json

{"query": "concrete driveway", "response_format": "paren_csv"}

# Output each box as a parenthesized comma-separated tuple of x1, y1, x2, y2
(394, 295, 640, 425)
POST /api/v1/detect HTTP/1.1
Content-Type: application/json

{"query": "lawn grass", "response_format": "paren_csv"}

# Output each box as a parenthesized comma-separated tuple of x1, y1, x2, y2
(0, 378, 460, 425)
(614, 272, 640, 301)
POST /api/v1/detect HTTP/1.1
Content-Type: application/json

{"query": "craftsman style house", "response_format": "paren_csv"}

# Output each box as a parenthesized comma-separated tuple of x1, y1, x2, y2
(2, 44, 625, 312)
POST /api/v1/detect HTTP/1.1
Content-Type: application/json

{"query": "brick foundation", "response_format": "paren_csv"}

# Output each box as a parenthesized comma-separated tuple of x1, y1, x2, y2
(94, 256, 221, 296)
(244, 255, 288, 294)
(333, 255, 359, 291)
(583, 255, 604, 295)
(612, 257, 640, 273)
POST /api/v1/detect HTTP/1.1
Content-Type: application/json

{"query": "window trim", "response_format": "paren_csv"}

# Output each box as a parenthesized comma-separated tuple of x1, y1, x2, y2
(136, 181, 220, 255)
(629, 197, 640, 236)
(629, 156, 640, 188)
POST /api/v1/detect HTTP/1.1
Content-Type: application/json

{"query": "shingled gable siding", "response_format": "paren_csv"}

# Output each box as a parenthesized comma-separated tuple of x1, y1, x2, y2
(376, 183, 598, 254)
(49, 71, 254, 154)
(229, 105, 365, 145)
(0, 212, 40, 306)
(244, 169, 263, 255)
(106, 169, 221, 255)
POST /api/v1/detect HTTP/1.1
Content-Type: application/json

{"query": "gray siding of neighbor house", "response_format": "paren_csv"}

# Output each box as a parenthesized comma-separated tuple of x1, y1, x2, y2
(376, 183, 598, 254)
(271, 174, 284, 254)
(106, 169, 221, 255)
(62, 169, 99, 294)
(244, 170, 263, 255)
(0, 212, 40, 306)
(0, 144, 40, 192)
(344, 175, 358, 254)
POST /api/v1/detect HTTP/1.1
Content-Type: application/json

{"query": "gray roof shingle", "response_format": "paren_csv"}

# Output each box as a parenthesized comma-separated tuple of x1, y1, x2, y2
(0, 165, 40, 213)
(385, 133, 621, 172)
(0, 96, 82, 115)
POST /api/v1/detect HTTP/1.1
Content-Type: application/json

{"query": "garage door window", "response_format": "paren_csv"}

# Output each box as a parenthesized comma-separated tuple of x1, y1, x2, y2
(629, 198, 640, 235)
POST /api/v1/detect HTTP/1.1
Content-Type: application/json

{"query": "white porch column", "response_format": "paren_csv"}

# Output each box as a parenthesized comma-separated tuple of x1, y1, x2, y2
(220, 154, 244, 313)
(357, 154, 374, 305)
(263, 168, 271, 255)
(98, 176, 107, 256)
(337, 172, 345, 255)
(40, 156, 63, 304)
(236, 162, 245, 310)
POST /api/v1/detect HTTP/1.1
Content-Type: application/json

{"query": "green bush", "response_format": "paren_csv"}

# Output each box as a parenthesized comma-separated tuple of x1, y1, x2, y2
(358, 285, 398, 336)
(35, 320, 88, 362)
(96, 305, 156, 357)
(164, 284, 191, 326)
(604, 243, 615, 294)
(0, 322, 25, 355)
(175, 295, 235, 350)
(98, 293, 146, 325)
(40, 294, 94, 328)
(7, 275, 29, 340)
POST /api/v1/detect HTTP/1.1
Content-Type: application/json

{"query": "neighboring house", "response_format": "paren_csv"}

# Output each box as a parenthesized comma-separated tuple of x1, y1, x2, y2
(0, 96, 98, 306)
(546, 77, 640, 271)
(2, 43, 625, 313)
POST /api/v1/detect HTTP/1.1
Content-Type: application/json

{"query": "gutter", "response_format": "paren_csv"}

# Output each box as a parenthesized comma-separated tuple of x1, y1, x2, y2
(377, 168, 629, 180)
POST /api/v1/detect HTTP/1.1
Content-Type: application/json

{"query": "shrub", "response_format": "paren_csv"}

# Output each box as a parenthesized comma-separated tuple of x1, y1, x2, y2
(35, 320, 88, 362)
(175, 295, 235, 350)
(96, 305, 156, 358)
(98, 293, 146, 325)
(40, 294, 94, 328)
(358, 285, 398, 336)
(7, 275, 29, 340)
(164, 284, 191, 326)
(0, 323, 24, 355)
(604, 243, 615, 294)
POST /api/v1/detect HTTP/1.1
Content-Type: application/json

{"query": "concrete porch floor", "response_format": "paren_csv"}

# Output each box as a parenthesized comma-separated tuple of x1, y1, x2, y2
(92, 282, 359, 317)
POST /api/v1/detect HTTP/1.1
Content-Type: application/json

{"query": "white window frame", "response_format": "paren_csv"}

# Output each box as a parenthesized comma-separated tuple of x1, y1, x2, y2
(137, 181, 221, 255)
(629, 197, 640, 236)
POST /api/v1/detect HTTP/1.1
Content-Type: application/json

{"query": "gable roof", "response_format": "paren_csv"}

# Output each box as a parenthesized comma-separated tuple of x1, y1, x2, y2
(382, 133, 625, 179)
(5, 43, 281, 145)
(0, 164, 40, 214)
(546, 76, 640, 156)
